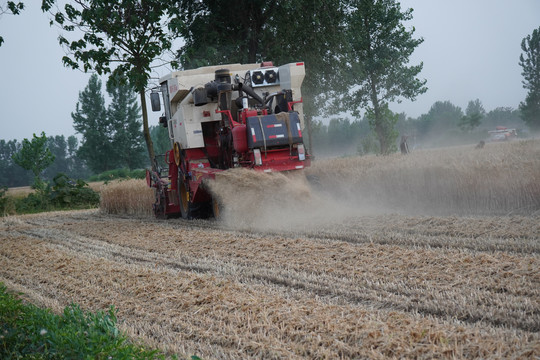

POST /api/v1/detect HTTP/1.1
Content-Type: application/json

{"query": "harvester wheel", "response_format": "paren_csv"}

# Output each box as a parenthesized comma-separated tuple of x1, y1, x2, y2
(173, 142, 182, 166)
(179, 180, 191, 219)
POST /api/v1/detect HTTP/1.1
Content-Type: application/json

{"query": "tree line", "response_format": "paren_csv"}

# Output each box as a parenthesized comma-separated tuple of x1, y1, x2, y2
(312, 100, 524, 157)
(1, 1, 538, 175)
(1, 134, 83, 188)
(0, 73, 166, 188)
(34, 0, 428, 160)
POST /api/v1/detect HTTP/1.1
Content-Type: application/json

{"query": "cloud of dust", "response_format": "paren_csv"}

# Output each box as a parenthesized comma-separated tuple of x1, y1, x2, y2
(206, 140, 540, 231)
(206, 168, 378, 232)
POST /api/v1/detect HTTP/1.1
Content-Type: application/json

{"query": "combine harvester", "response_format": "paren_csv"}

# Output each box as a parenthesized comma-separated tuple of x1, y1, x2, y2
(146, 62, 310, 219)
(488, 126, 518, 142)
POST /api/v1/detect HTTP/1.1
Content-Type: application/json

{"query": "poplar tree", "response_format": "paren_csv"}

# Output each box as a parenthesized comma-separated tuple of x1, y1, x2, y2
(72, 74, 112, 173)
(519, 26, 540, 131)
(459, 99, 485, 132)
(337, 0, 427, 154)
(106, 75, 146, 170)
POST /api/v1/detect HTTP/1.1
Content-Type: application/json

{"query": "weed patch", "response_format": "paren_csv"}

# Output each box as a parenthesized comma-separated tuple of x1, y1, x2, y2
(0, 283, 170, 359)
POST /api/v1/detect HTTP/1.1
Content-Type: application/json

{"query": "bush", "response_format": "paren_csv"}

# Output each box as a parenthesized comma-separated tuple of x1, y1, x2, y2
(0, 283, 167, 359)
(13, 191, 51, 214)
(49, 173, 100, 207)
(1, 174, 101, 216)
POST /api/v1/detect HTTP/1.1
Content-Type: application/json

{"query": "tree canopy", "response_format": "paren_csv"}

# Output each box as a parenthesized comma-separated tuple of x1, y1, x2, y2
(41, 0, 426, 157)
(0, 139, 31, 187)
(459, 99, 485, 132)
(73, 74, 147, 173)
(12, 132, 55, 190)
(519, 26, 540, 131)
(106, 74, 146, 170)
(72, 74, 111, 173)
(178, 0, 278, 68)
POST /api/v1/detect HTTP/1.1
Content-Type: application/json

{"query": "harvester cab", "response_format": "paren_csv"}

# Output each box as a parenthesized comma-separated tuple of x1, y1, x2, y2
(146, 62, 310, 219)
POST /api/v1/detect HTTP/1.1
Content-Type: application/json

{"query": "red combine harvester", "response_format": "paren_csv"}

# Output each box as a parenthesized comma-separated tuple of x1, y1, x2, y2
(146, 62, 310, 219)
(488, 126, 517, 142)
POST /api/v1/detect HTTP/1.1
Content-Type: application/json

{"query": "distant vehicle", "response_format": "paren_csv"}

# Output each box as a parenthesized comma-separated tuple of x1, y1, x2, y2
(488, 126, 517, 142)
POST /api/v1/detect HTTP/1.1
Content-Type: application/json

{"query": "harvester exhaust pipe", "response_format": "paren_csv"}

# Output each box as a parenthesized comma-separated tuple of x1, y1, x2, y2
(236, 83, 264, 105)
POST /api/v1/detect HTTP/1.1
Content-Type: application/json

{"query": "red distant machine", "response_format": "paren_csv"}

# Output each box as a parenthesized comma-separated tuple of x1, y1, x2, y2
(488, 126, 517, 142)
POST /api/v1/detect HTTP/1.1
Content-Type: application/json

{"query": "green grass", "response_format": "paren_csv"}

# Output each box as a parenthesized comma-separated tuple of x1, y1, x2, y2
(0, 283, 172, 359)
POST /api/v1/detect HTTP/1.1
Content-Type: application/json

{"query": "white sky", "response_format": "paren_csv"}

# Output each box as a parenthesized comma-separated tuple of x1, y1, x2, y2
(0, 1, 539, 141)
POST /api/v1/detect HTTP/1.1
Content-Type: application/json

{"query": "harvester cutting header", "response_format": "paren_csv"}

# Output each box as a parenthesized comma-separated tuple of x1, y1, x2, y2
(146, 61, 310, 219)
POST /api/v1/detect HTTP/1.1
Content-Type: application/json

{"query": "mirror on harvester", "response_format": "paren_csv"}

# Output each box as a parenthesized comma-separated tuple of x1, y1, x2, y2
(150, 92, 161, 112)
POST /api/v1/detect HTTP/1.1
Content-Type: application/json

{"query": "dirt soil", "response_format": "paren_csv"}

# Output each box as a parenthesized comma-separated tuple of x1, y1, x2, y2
(1, 210, 539, 359)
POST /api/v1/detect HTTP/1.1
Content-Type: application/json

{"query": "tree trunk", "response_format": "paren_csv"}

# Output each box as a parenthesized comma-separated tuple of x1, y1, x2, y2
(139, 90, 157, 171)
(375, 123, 388, 155)
(371, 90, 388, 155)
(370, 81, 388, 155)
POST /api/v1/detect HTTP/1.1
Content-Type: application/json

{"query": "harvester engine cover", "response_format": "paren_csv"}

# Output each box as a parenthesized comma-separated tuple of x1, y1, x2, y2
(246, 112, 303, 149)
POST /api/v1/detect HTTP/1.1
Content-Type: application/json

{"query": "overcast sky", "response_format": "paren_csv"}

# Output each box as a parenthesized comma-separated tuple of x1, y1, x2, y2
(1, 1, 539, 142)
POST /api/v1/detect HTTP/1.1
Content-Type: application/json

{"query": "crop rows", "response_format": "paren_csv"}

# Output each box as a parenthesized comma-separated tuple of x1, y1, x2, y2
(1, 210, 538, 359)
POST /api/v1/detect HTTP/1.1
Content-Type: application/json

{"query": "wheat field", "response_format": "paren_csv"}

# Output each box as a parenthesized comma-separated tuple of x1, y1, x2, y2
(306, 139, 540, 216)
(1, 140, 539, 359)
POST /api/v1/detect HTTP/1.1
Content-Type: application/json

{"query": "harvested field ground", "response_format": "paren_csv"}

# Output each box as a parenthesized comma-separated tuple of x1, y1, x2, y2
(1, 210, 539, 359)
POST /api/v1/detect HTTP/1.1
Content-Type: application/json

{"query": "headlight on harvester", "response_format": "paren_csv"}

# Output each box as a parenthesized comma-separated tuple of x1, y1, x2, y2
(297, 144, 306, 161)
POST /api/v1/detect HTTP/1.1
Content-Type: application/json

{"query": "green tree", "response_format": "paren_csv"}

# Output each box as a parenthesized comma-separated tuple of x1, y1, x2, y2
(367, 104, 399, 153)
(310, 117, 372, 156)
(65, 135, 91, 179)
(337, 0, 427, 154)
(42, 135, 89, 180)
(178, 0, 279, 67)
(12, 132, 55, 190)
(415, 101, 463, 137)
(72, 74, 112, 173)
(459, 99, 485, 132)
(106, 75, 146, 169)
(0, 1, 24, 46)
(519, 26, 540, 131)
(43, 0, 183, 170)
(44, 135, 68, 180)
